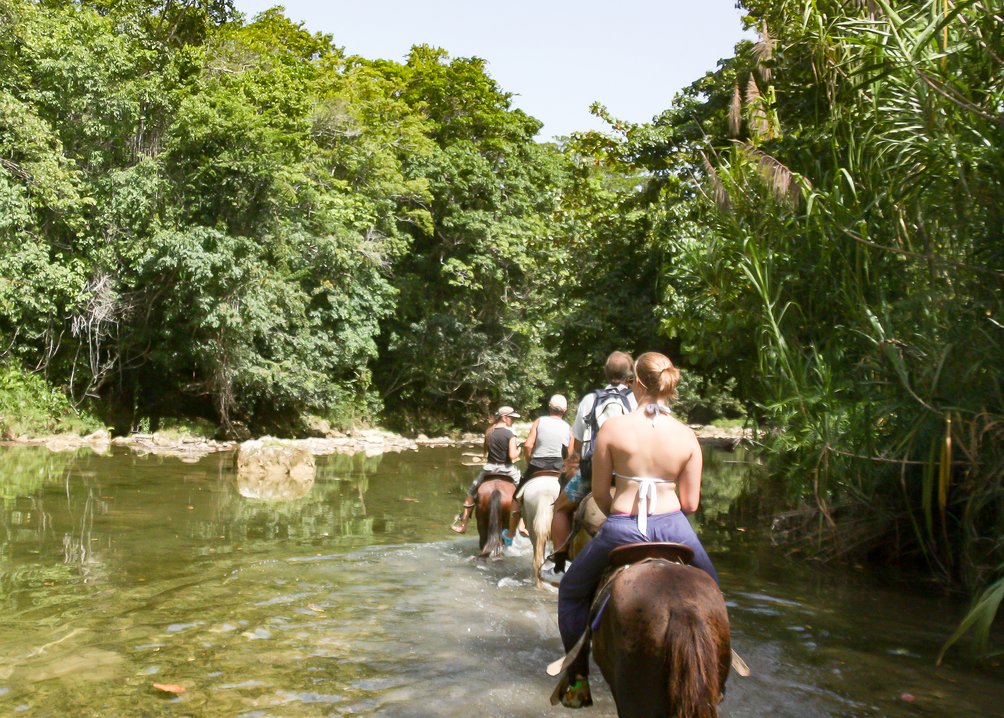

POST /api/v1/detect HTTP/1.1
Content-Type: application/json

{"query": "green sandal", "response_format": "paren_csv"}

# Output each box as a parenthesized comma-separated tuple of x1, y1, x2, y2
(561, 678, 592, 709)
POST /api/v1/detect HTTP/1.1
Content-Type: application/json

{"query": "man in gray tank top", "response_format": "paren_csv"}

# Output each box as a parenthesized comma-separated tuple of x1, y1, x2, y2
(523, 394, 574, 481)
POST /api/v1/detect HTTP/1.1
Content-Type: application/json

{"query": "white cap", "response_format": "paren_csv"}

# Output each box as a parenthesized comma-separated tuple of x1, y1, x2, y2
(548, 394, 568, 412)
(496, 406, 521, 419)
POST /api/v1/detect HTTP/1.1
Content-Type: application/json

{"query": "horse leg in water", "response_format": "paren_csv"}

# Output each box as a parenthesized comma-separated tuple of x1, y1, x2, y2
(520, 475, 561, 586)
(593, 562, 731, 718)
(476, 479, 514, 560)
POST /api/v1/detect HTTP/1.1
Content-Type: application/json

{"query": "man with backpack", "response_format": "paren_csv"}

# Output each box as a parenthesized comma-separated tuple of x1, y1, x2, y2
(540, 351, 636, 585)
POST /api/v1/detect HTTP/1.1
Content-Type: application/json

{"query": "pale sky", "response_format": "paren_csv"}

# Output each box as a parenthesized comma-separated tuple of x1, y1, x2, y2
(231, 1, 752, 140)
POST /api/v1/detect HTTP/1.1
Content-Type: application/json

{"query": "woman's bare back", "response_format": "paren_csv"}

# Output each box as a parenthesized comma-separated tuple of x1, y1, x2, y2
(593, 407, 703, 517)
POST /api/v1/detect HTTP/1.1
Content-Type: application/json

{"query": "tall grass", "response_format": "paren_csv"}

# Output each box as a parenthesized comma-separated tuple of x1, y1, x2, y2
(698, 0, 1003, 657)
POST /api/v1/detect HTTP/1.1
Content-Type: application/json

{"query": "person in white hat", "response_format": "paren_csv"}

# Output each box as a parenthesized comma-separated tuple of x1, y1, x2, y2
(450, 405, 522, 534)
(522, 394, 573, 484)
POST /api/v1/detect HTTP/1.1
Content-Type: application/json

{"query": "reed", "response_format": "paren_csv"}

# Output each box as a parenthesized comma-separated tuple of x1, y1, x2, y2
(694, 0, 1003, 658)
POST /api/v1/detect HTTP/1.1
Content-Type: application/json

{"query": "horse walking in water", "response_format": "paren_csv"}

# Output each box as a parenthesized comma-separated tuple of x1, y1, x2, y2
(475, 478, 517, 559)
(517, 472, 561, 586)
(592, 549, 731, 718)
(550, 543, 733, 718)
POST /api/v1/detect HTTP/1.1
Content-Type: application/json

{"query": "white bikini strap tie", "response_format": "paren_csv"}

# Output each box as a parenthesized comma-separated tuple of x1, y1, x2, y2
(636, 478, 659, 535)
(642, 403, 672, 427)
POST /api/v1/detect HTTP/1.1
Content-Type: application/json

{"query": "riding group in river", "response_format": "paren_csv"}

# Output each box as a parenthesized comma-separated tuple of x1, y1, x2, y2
(448, 351, 740, 718)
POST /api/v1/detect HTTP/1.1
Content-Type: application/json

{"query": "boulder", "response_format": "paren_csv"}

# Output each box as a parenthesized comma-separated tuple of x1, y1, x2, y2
(235, 439, 316, 500)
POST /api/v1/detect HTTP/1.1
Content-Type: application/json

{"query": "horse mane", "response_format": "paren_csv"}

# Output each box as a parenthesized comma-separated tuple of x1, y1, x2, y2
(663, 572, 724, 718)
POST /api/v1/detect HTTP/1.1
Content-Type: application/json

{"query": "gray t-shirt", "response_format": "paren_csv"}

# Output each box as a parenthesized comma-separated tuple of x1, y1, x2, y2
(530, 415, 571, 460)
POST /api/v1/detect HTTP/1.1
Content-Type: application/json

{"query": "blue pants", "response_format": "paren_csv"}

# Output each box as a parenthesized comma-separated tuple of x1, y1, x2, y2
(557, 511, 719, 659)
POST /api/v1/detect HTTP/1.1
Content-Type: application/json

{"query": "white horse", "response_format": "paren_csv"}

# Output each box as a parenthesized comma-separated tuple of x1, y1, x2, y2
(516, 472, 562, 587)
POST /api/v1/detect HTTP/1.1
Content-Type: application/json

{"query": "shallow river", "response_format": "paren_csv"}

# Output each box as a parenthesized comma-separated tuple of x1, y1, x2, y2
(0, 444, 1000, 717)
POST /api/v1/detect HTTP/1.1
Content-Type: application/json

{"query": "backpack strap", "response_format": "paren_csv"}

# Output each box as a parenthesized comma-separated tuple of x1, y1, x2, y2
(583, 389, 605, 446)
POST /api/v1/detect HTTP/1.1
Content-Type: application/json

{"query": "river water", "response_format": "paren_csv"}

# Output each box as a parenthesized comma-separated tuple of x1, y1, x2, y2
(0, 444, 1000, 717)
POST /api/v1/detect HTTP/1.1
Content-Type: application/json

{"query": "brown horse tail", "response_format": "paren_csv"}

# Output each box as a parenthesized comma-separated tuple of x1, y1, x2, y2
(664, 602, 722, 718)
(479, 488, 504, 560)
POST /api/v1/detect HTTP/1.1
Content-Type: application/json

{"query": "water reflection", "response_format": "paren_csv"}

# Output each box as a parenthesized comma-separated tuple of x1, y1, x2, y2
(0, 445, 999, 717)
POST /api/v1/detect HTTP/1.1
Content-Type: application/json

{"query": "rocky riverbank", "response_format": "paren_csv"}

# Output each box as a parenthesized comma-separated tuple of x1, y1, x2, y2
(693, 423, 752, 449)
(0, 427, 481, 462)
(0, 422, 750, 461)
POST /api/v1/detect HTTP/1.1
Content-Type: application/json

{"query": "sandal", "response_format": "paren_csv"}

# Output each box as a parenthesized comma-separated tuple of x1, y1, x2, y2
(450, 504, 475, 534)
(561, 678, 592, 709)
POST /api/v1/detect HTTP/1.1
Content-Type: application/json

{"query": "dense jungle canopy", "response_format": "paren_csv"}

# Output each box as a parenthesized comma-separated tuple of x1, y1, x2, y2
(0, 0, 1001, 653)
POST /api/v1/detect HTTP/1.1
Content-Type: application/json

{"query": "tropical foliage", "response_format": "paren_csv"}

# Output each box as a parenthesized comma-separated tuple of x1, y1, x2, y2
(0, 0, 569, 434)
(0, 0, 1000, 654)
(604, 0, 1002, 655)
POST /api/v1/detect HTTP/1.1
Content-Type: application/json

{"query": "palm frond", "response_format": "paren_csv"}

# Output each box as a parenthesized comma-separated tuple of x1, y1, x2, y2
(728, 82, 742, 138)
(755, 21, 775, 82)
(700, 151, 731, 213)
(735, 142, 809, 207)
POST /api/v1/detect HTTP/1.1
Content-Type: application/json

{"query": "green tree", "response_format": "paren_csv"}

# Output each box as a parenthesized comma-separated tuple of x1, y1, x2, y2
(371, 46, 566, 429)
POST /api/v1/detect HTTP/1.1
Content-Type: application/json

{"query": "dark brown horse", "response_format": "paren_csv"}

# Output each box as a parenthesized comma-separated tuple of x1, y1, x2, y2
(593, 549, 731, 717)
(550, 543, 732, 718)
(475, 477, 517, 559)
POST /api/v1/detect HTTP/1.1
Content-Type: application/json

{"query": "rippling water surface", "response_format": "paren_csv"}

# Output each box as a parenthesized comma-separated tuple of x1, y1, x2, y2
(0, 444, 1000, 716)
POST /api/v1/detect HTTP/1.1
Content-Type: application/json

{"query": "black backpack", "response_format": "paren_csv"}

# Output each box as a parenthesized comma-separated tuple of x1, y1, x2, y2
(578, 386, 633, 483)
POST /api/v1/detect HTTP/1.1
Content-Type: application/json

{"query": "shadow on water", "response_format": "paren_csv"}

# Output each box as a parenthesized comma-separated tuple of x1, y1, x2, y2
(0, 444, 999, 716)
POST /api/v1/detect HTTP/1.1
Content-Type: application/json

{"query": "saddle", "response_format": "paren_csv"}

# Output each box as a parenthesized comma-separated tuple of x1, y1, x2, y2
(524, 469, 561, 482)
(591, 543, 695, 629)
(481, 473, 518, 484)
(606, 541, 695, 568)
(515, 469, 561, 501)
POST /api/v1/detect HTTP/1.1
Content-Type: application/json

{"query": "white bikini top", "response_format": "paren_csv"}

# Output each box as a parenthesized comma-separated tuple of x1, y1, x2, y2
(613, 404, 678, 534)
(613, 474, 678, 534)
